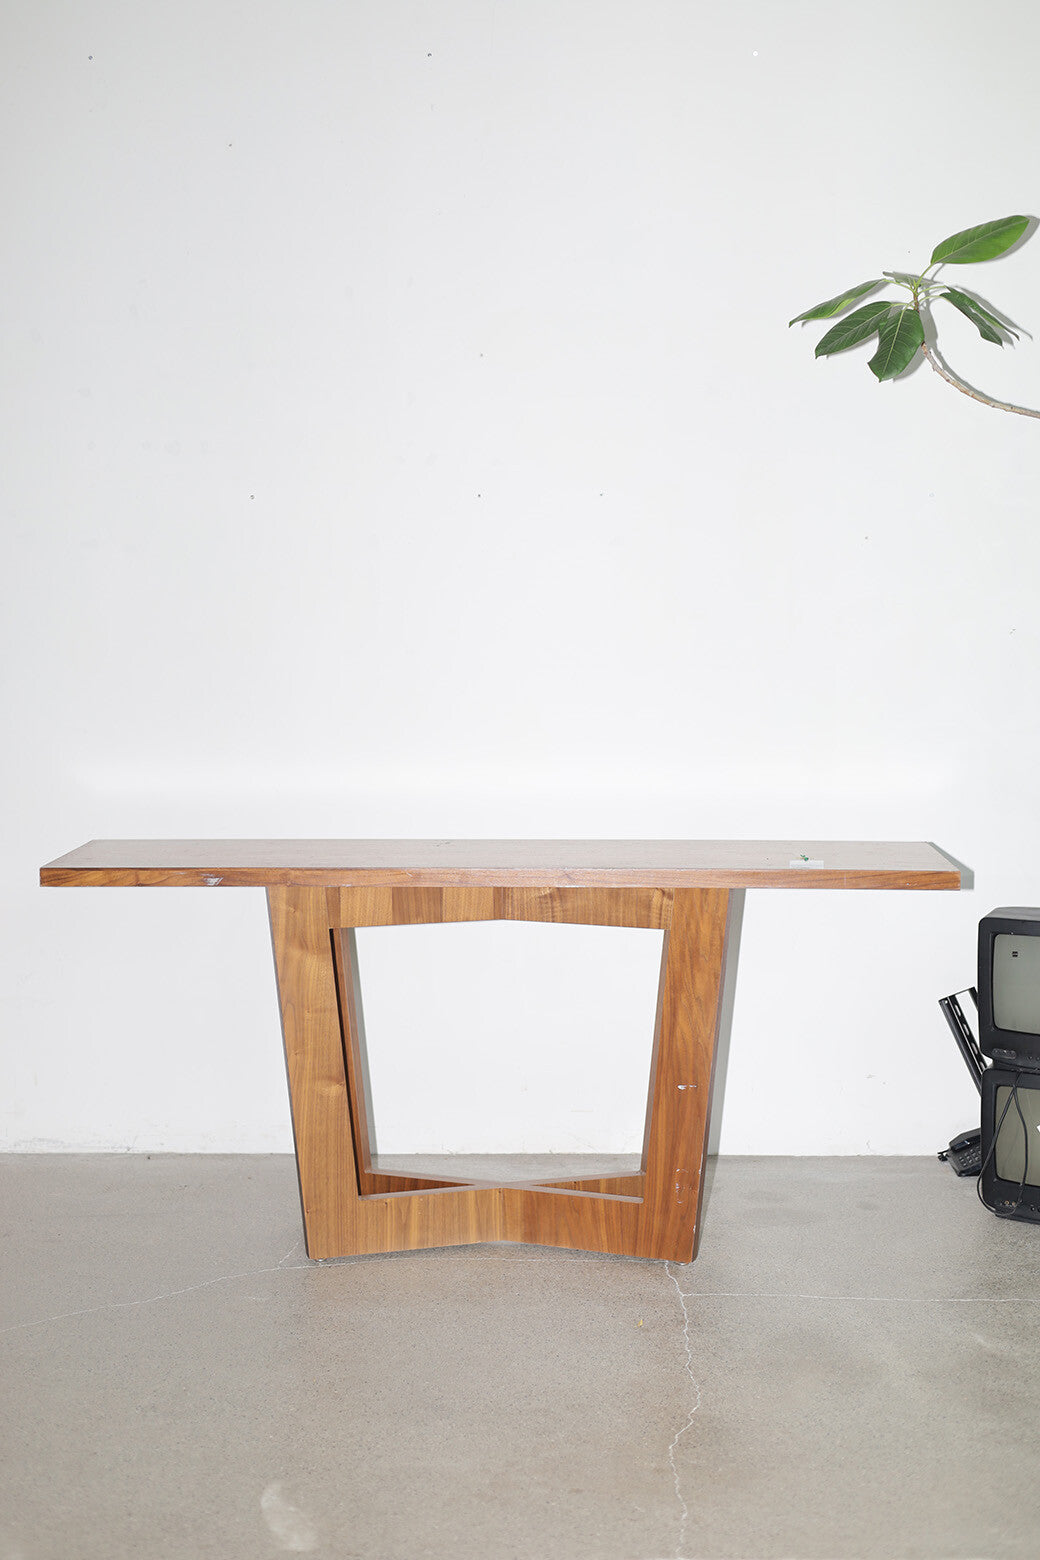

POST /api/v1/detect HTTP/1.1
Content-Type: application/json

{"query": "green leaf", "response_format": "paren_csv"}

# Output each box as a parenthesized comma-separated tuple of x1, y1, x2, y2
(939, 288, 1009, 345)
(868, 306, 926, 380)
(789, 280, 883, 325)
(930, 215, 1029, 266)
(815, 302, 896, 356)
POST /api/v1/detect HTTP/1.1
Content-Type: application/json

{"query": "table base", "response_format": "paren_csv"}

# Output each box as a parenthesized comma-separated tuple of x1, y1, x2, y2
(267, 885, 740, 1262)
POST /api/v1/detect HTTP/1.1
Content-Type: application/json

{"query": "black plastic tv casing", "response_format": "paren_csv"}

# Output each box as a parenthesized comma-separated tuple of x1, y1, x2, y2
(981, 1066, 1040, 1223)
(978, 907, 1040, 1070)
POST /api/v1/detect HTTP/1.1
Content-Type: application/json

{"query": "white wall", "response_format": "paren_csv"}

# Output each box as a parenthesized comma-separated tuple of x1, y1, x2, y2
(4, 0, 1040, 1156)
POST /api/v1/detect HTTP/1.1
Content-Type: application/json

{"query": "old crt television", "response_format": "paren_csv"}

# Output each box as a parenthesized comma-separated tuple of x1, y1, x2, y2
(980, 1067, 1040, 1222)
(978, 909, 1040, 1220)
(978, 908, 1040, 1069)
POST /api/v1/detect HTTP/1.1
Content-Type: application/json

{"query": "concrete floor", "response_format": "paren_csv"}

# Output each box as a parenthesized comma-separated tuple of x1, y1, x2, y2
(3, 1156, 1040, 1560)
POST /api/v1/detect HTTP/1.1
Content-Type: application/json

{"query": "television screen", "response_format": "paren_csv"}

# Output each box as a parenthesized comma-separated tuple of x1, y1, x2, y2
(993, 1084, 1040, 1186)
(978, 908, 1040, 1067)
(981, 1066, 1040, 1222)
(993, 934, 1040, 1035)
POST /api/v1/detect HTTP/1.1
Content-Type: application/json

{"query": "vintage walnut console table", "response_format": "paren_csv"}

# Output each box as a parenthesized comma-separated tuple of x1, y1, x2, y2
(40, 840, 964, 1263)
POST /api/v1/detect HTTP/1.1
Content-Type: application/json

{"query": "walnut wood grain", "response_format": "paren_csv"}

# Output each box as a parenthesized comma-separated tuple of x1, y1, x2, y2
(501, 1183, 644, 1255)
(637, 889, 733, 1261)
(490, 890, 735, 1260)
(330, 924, 464, 1197)
(47, 840, 967, 1263)
(328, 886, 497, 927)
(315, 881, 733, 1258)
(326, 885, 667, 1208)
(494, 887, 672, 928)
(327, 884, 672, 929)
(41, 838, 964, 890)
(267, 886, 360, 1256)
(268, 887, 508, 1256)
(513, 1173, 645, 1198)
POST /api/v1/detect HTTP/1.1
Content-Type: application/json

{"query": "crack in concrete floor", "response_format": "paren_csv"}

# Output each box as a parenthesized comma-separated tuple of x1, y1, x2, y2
(7, 1158, 1040, 1558)
(4, 1241, 703, 1558)
(659, 1271, 1040, 1560)
(0, 1249, 633, 1338)
(7, 1259, 1039, 1340)
(665, 1262, 701, 1560)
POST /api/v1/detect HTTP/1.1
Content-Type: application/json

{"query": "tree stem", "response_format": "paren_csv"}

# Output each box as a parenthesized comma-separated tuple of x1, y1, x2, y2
(921, 342, 1040, 420)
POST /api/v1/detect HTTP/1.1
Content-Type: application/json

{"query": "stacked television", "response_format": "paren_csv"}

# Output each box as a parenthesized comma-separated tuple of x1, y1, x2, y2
(975, 908, 1040, 1222)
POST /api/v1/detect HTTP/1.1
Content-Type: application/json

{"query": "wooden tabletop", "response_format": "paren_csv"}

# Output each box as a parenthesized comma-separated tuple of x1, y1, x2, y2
(39, 840, 966, 890)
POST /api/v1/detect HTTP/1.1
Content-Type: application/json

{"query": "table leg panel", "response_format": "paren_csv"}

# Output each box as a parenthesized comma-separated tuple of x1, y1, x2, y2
(267, 887, 361, 1257)
(269, 887, 510, 1256)
(636, 888, 734, 1262)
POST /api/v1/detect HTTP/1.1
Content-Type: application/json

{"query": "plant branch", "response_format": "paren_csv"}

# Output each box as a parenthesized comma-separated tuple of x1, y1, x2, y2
(921, 342, 1040, 420)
